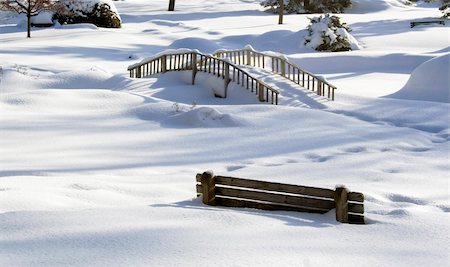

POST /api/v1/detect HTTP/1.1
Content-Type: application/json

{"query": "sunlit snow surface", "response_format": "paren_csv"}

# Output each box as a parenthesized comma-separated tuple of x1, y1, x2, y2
(0, 0, 449, 266)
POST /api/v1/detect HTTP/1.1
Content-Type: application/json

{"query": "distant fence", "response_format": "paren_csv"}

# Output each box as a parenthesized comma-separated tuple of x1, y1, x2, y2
(127, 52, 280, 105)
(196, 172, 364, 224)
(214, 48, 337, 101)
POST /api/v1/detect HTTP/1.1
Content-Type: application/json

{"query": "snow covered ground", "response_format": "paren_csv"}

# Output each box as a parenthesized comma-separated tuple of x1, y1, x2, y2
(0, 0, 449, 266)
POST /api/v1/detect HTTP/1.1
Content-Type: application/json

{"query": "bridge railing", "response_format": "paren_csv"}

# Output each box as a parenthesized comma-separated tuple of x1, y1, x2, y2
(214, 48, 337, 101)
(127, 52, 195, 78)
(127, 51, 279, 105)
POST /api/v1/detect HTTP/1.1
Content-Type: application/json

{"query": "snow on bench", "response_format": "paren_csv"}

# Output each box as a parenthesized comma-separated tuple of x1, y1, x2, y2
(196, 171, 365, 224)
(410, 20, 446, 28)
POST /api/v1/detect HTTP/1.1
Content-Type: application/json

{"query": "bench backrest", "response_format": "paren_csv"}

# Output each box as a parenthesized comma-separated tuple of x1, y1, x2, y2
(196, 172, 365, 224)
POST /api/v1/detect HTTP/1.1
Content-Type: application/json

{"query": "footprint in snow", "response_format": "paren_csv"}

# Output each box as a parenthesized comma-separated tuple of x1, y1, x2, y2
(343, 146, 367, 153)
(70, 183, 97, 191)
(382, 169, 401, 174)
(264, 163, 284, 167)
(386, 193, 428, 206)
(226, 165, 246, 172)
(387, 209, 410, 217)
(305, 153, 333, 163)
(406, 147, 431, 152)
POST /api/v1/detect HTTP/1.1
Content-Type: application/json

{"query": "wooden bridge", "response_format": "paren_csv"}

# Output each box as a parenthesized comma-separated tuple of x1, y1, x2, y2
(127, 47, 337, 105)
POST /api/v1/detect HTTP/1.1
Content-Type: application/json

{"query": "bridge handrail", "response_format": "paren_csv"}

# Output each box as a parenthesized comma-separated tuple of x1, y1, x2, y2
(127, 51, 279, 105)
(214, 47, 337, 100)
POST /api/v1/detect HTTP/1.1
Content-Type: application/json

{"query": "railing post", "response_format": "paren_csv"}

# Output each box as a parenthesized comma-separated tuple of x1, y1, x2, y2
(258, 83, 265, 102)
(162, 55, 167, 73)
(246, 49, 251, 66)
(224, 62, 230, 98)
(136, 66, 141, 78)
(201, 172, 216, 205)
(317, 80, 322, 96)
(335, 186, 349, 223)
(280, 58, 286, 77)
(192, 53, 197, 85)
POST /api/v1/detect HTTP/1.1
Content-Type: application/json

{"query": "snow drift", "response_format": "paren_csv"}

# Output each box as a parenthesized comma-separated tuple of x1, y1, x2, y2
(388, 54, 450, 103)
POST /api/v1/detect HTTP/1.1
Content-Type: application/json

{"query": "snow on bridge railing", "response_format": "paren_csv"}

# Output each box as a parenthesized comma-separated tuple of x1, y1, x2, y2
(214, 45, 337, 101)
(127, 50, 280, 105)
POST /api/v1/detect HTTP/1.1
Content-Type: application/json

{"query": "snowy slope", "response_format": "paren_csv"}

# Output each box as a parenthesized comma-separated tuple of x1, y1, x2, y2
(0, 0, 449, 266)
(388, 53, 450, 103)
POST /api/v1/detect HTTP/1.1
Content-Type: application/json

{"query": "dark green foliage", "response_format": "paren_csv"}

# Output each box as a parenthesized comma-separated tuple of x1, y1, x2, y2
(55, 2, 121, 28)
(260, 0, 304, 14)
(260, 0, 352, 14)
(305, 0, 352, 13)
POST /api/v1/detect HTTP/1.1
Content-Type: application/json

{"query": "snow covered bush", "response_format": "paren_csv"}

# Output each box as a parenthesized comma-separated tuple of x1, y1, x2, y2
(260, 0, 351, 14)
(304, 14, 359, 52)
(55, 0, 121, 28)
(439, 2, 450, 17)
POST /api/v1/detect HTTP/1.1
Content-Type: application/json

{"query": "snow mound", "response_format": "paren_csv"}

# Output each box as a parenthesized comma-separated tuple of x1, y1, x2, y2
(1, 89, 143, 114)
(388, 54, 450, 103)
(127, 103, 173, 122)
(150, 19, 186, 27)
(46, 68, 114, 89)
(169, 37, 221, 54)
(56, 23, 99, 30)
(347, 0, 409, 14)
(0, 66, 43, 93)
(31, 11, 54, 25)
(163, 107, 246, 128)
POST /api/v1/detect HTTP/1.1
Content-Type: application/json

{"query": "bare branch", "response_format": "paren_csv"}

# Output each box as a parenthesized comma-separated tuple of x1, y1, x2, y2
(0, 0, 64, 37)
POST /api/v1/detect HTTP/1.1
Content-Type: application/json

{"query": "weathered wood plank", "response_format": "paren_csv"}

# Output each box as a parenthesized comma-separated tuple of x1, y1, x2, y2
(215, 186, 335, 211)
(197, 174, 364, 224)
(200, 172, 215, 205)
(410, 20, 445, 28)
(198, 174, 334, 199)
(348, 213, 365, 224)
(214, 175, 335, 199)
(215, 197, 329, 214)
(198, 179, 358, 214)
(348, 192, 364, 202)
(348, 202, 364, 214)
(334, 186, 349, 223)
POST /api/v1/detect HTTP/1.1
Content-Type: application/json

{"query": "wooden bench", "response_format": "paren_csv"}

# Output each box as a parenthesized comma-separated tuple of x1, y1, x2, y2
(196, 172, 365, 224)
(410, 20, 446, 28)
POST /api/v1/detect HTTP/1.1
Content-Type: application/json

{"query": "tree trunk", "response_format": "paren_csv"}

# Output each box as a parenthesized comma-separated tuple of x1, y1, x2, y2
(304, 0, 310, 11)
(26, 0, 31, 38)
(278, 0, 284, 25)
(27, 14, 31, 38)
(168, 0, 175, 11)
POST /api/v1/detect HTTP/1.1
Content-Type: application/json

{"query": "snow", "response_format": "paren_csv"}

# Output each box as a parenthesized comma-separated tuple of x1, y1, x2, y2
(61, 0, 121, 19)
(127, 48, 200, 69)
(31, 11, 54, 25)
(388, 53, 450, 103)
(0, 0, 449, 266)
(304, 14, 361, 51)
